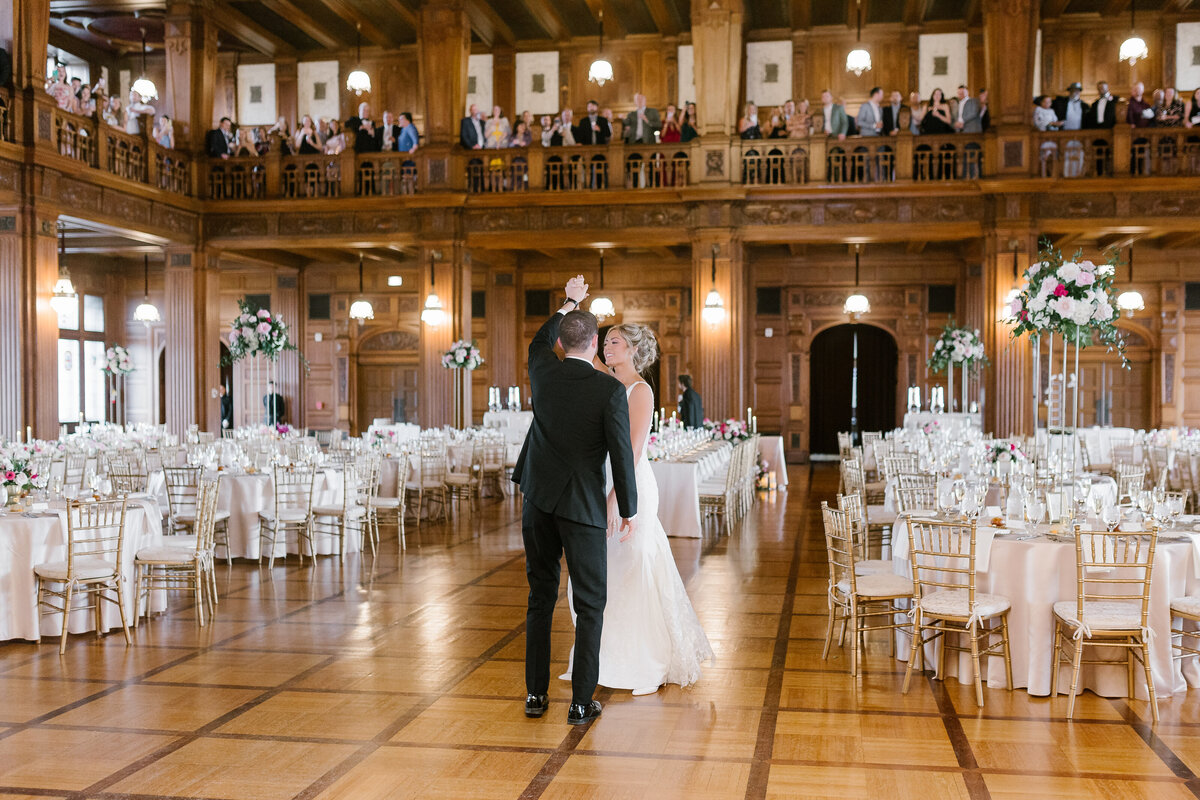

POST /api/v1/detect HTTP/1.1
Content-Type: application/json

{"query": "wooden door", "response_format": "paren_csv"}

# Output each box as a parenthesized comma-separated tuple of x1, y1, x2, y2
(1072, 357, 1151, 429)
(357, 364, 418, 430)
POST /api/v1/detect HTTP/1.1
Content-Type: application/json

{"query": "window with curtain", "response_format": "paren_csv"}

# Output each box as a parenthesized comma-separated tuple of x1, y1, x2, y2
(57, 294, 106, 424)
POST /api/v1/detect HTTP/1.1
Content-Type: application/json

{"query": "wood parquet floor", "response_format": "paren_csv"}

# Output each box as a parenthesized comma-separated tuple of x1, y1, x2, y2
(4, 464, 1200, 799)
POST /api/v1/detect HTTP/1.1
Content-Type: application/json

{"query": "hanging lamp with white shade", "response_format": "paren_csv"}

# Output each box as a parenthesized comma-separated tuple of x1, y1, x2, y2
(50, 224, 77, 314)
(346, 23, 372, 96)
(589, 250, 615, 322)
(421, 254, 445, 326)
(349, 253, 375, 324)
(843, 244, 870, 319)
(588, 10, 613, 86)
(131, 28, 158, 100)
(701, 244, 726, 325)
(133, 254, 161, 324)
(1116, 244, 1144, 317)
(1119, 3, 1148, 67)
(845, 0, 872, 77)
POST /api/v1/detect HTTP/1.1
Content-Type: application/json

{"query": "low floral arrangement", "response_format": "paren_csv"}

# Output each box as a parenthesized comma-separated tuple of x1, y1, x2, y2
(927, 323, 989, 375)
(442, 339, 485, 370)
(645, 432, 666, 462)
(274, 423, 292, 436)
(225, 299, 303, 364)
(922, 420, 941, 434)
(705, 418, 752, 443)
(1008, 240, 1127, 365)
(986, 441, 1027, 464)
(103, 344, 134, 376)
(0, 442, 42, 494)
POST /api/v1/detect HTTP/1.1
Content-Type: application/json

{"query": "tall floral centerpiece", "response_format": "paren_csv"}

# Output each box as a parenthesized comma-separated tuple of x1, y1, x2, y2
(224, 299, 303, 427)
(0, 442, 43, 505)
(442, 339, 484, 428)
(926, 323, 989, 413)
(103, 344, 134, 426)
(1007, 240, 1126, 477)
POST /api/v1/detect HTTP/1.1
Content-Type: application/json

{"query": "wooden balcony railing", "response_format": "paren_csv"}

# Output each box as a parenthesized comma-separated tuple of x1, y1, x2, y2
(0, 88, 12, 143)
(1129, 129, 1200, 177)
(736, 134, 984, 185)
(462, 143, 691, 193)
(739, 141, 809, 185)
(48, 106, 190, 196)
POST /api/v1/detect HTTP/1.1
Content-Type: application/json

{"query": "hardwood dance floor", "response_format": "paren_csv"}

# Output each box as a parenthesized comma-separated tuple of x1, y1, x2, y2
(3, 464, 1200, 799)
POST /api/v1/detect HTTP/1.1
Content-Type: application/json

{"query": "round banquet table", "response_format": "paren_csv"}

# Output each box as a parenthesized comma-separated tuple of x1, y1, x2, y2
(890, 521, 1200, 699)
(0, 496, 166, 642)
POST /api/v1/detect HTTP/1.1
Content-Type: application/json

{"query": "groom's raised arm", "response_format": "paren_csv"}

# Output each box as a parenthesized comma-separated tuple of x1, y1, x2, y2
(603, 384, 638, 519)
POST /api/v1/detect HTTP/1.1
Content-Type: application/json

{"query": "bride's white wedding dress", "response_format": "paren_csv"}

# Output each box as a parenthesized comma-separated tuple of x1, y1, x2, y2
(562, 380, 714, 691)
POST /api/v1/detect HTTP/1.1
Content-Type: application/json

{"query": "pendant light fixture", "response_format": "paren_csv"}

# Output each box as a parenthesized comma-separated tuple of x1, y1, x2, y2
(346, 22, 372, 96)
(133, 254, 161, 324)
(845, 0, 872, 77)
(701, 244, 726, 325)
(349, 252, 374, 324)
(50, 224, 77, 314)
(421, 253, 445, 326)
(131, 28, 158, 101)
(588, 10, 613, 87)
(1116, 245, 1144, 317)
(589, 250, 615, 322)
(843, 244, 870, 319)
(1119, 3, 1148, 67)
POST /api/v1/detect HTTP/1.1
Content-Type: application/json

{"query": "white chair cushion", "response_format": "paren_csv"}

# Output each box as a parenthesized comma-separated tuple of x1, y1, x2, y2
(836, 572, 912, 598)
(697, 481, 729, 493)
(867, 506, 897, 526)
(34, 557, 116, 581)
(371, 497, 401, 508)
(1171, 595, 1200, 618)
(920, 589, 1011, 620)
(405, 480, 445, 490)
(173, 510, 231, 523)
(312, 504, 366, 518)
(855, 559, 893, 577)
(259, 508, 309, 523)
(444, 474, 475, 486)
(1053, 600, 1143, 632)
(865, 480, 887, 493)
(136, 546, 202, 564)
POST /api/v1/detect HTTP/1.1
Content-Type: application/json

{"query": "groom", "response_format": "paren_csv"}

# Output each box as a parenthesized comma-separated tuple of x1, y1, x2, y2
(513, 275, 638, 726)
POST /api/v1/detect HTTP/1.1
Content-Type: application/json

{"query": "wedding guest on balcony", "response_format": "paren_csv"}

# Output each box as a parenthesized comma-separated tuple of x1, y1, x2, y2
(950, 85, 980, 133)
(0, 47, 11, 88)
(908, 91, 926, 135)
(485, 105, 511, 148)
(153, 115, 174, 149)
(882, 91, 907, 136)
(738, 102, 762, 139)
(460, 103, 485, 149)
(920, 88, 953, 134)
(624, 94, 660, 144)
(206, 117, 234, 158)
(575, 100, 611, 145)
(539, 114, 557, 147)
(856, 87, 884, 136)
(103, 96, 124, 129)
(373, 110, 398, 151)
(1126, 82, 1153, 127)
(680, 102, 700, 142)
(510, 119, 533, 147)
(765, 101, 792, 138)
(1033, 95, 1062, 131)
(347, 101, 378, 153)
(1051, 82, 1087, 131)
(815, 90, 848, 140)
(520, 109, 533, 133)
(552, 109, 577, 145)
(77, 84, 96, 117)
(125, 90, 155, 136)
(978, 88, 990, 132)
(1155, 87, 1184, 127)
(323, 118, 346, 154)
(295, 115, 322, 154)
(1186, 89, 1200, 127)
(397, 113, 419, 153)
(233, 127, 257, 157)
(265, 116, 292, 154)
(1085, 81, 1117, 129)
(660, 104, 682, 143)
(47, 67, 73, 110)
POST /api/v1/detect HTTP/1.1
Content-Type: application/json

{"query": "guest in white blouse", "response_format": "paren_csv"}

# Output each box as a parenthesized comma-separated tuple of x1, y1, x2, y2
(484, 105, 511, 149)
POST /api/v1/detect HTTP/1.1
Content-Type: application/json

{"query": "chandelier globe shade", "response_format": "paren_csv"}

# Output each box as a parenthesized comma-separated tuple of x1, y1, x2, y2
(843, 245, 869, 320)
(346, 23, 371, 95)
(589, 250, 615, 321)
(1119, 4, 1147, 66)
(588, 10, 612, 86)
(701, 244, 725, 325)
(349, 253, 374, 324)
(421, 293, 444, 325)
(131, 29, 157, 100)
(846, 0, 871, 76)
(1116, 290, 1144, 317)
(133, 254, 160, 324)
(51, 225, 76, 314)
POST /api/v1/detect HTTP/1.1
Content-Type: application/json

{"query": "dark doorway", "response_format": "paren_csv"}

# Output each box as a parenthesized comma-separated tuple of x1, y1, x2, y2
(809, 324, 898, 455)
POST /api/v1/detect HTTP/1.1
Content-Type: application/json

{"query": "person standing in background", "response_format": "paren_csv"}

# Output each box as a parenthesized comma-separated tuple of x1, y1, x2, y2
(678, 375, 704, 430)
(263, 380, 284, 426)
(218, 385, 233, 430)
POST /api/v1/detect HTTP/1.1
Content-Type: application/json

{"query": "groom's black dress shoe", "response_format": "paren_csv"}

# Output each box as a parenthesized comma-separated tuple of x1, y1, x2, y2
(525, 694, 549, 718)
(567, 700, 602, 726)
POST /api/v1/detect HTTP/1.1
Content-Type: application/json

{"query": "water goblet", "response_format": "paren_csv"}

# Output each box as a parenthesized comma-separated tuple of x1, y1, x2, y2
(1101, 504, 1120, 532)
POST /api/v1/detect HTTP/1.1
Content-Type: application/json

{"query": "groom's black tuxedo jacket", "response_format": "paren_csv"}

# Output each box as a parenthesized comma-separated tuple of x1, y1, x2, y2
(512, 312, 638, 529)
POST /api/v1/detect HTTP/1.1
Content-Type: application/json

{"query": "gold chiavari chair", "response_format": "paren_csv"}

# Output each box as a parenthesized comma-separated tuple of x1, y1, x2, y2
(836, 492, 893, 575)
(406, 446, 449, 524)
(259, 464, 316, 568)
(1115, 464, 1146, 507)
(64, 452, 88, 494)
(163, 466, 231, 565)
(902, 517, 1013, 707)
(134, 477, 219, 627)
(699, 440, 748, 532)
(445, 440, 484, 515)
(1110, 441, 1138, 478)
(841, 457, 895, 553)
(369, 451, 409, 549)
(896, 471, 937, 490)
(480, 438, 509, 498)
(1051, 526, 1159, 722)
(821, 503, 913, 676)
(311, 464, 368, 558)
(881, 454, 919, 483)
(34, 497, 132, 654)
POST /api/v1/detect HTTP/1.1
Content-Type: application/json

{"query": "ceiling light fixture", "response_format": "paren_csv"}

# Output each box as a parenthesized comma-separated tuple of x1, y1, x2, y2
(589, 250, 615, 322)
(51, 224, 77, 314)
(843, 244, 870, 319)
(421, 253, 445, 326)
(1119, 3, 1148, 67)
(131, 28, 158, 100)
(1116, 244, 1144, 317)
(846, 0, 872, 77)
(588, 10, 613, 86)
(133, 254, 161, 324)
(701, 244, 726, 325)
(349, 252, 374, 324)
(346, 22, 372, 96)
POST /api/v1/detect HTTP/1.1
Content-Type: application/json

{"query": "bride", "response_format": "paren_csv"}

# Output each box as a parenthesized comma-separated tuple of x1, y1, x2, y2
(562, 322, 714, 695)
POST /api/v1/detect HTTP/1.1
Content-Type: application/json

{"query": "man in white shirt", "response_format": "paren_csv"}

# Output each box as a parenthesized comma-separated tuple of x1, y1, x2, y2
(817, 89, 848, 139)
(623, 93, 660, 144)
(1085, 81, 1117, 130)
(1052, 82, 1086, 131)
(856, 87, 884, 136)
(460, 103, 485, 149)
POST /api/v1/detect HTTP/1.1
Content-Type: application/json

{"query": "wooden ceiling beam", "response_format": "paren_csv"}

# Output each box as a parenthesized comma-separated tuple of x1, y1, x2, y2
(903, 0, 927, 26)
(787, 243, 806, 257)
(1102, 0, 1129, 16)
(1156, 231, 1200, 249)
(846, 0, 859, 29)
(212, 1, 293, 56)
(309, 0, 393, 48)
(964, 0, 981, 25)
(518, 0, 569, 41)
(223, 249, 308, 270)
(257, 0, 342, 48)
(789, 0, 811, 30)
(1040, 0, 1072, 19)
(466, 0, 516, 46)
(1164, 0, 1195, 11)
(1096, 231, 1147, 251)
(1053, 233, 1085, 249)
(643, 0, 680, 36)
(379, 0, 420, 30)
(580, 0, 627, 39)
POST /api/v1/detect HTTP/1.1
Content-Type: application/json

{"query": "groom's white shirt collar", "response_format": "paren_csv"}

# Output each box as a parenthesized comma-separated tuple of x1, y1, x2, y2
(564, 355, 592, 364)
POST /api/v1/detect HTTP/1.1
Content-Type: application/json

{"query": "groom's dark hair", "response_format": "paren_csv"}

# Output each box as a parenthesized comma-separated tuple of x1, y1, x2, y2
(559, 309, 598, 353)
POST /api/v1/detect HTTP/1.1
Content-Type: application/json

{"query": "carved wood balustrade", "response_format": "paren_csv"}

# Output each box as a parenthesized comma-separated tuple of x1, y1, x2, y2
(47, 106, 191, 197)
(0, 88, 11, 143)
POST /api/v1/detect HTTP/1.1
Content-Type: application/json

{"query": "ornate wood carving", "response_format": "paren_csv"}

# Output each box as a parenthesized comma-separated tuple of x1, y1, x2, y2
(207, 214, 270, 238)
(354, 212, 416, 234)
(360, 329, 420, 351)
(1036, 193, 1116, 218)
(278, 214, 351, 236)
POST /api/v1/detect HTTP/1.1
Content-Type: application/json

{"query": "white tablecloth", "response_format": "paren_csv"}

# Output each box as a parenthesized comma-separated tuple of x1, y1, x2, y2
(1037, 427, 1138, 467)
(891, 523, 1200, 698)
(0, 497, 165, 642)
(648, 444, 731, 539)
(757, 435, 788, 487)
(367, 423, 422, 444)
(482, 410, 534, 445)
(903, 412, 981, 430)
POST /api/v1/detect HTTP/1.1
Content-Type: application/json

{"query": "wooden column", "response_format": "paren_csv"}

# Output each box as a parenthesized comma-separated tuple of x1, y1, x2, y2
(15, 207, 60, 438)
(274, 269, 301, 429)
(0, 209, 24, 438)
(982, 227, 1037, 437)
(276, 58, 298, 133)
(691, 228, 745, 421)
(163, 2, 218, 151)
(11, 0, 49, 90)
(486, 254, 518, 392)
(417, 244, 466, 428)
(163, 249, 198, 435)
(418, 0, 469, 146)
(983, 0, 1038, 173)
(690, 0, 743, 138)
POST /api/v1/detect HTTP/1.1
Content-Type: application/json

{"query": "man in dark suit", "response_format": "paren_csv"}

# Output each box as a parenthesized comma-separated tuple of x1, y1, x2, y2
(262, 381, 284, 426)
(574, 100, 612, 145)
(460, 103, 485, 149)
(678, 375, 704, 430)
(623, 93, 660, 144)
(512, 275, 638, 727)
(206, 117, 233, 158)
(1084, 81, 1118, 129)
(346, 101, 379, 153)
(374, 110, 402, 151)
(218, 385, 233, 430)
(1051, 82, 1088, 131)
(881, 90, 908, 136)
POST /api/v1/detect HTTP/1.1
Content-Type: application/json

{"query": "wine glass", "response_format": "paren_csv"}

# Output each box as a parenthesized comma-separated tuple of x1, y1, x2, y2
(1138, 490, 1154, 518)
(1101, 503, 1120, 532)
(1027, 497, 1046, 529)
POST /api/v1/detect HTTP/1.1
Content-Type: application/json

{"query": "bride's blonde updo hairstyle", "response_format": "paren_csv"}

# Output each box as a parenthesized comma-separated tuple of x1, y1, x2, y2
(611, 323, 660, 374)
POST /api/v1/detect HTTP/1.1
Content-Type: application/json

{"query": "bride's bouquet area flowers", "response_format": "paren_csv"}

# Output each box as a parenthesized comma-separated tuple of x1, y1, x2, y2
(226, 300, 301, 363)
(0, 442, 42, 494)
(103, 344, 134, 376)
(1008, 241, 1127, 362)
(705, 418, 751, 443)
(442, 339, 485, 370)
(927, 323, 989, 374)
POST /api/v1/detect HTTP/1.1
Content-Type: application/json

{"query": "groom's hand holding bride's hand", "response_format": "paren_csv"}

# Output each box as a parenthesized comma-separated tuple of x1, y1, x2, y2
(565, 275, 588, 305)
(619, 515, 637, 543)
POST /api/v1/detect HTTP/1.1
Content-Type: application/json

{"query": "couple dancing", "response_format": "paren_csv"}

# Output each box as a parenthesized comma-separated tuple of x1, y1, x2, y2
(513, 275, 713, 725)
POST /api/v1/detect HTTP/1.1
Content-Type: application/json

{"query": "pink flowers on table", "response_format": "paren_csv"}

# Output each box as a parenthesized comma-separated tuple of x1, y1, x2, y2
(224, 299, 302, 365)
(927, 323, 988, 375)
(1053, 283, 1068, 297)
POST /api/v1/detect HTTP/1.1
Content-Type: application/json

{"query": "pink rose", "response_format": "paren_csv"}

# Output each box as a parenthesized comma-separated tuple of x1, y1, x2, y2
(256, 322, 271, 335)
(1076, 272, 1095, 286)
(1053, 284, 1068, 297)
(3, 471, 14, 481)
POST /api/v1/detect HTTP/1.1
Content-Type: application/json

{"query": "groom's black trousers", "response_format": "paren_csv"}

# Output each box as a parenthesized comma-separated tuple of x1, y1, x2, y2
(523, 499, 607, 705)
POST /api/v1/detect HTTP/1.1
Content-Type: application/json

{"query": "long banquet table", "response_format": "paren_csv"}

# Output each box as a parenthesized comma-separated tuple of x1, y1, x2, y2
(648, 443, 731, 539)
